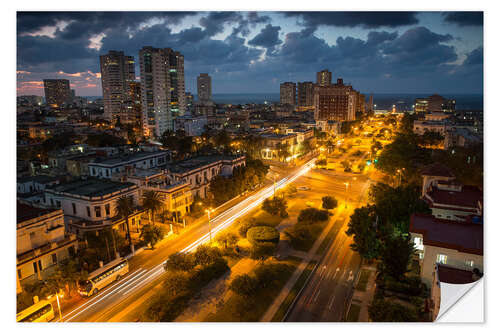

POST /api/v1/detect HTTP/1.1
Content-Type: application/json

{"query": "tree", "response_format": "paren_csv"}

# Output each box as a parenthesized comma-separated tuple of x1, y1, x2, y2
(378, 236, 415, 281)
(297, 208, 329, 224)
(216, 231, 239, 249)
(284, 184, 298, 198)
(140, 224, 165, 249)
(165, 252, 195, 272)
(193, 244, 223, 266)
(142, 190, 163, 225)
(116, 195, 135, 249)
(276, 143, 291, 162)
(345, 206, 381, 260)
(322, 196, 338, 210)
(262, 196, 288, 218)
(368, 299, 418, 322)
(246, 226, 280, 245)
(229, 274, 259, 297)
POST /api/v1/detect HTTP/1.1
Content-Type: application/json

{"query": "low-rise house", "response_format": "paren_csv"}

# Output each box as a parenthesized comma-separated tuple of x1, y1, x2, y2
(43, 179, 142, 237)
(420, 163, 482, 221)
(444, 127, 482, 149)
(88, 150, 170, 180)
(17, 202, 78, 293)
(410, 213, 483, 319)
(259, 133, 298, 161)
(165, 155, 246, 199)
(410, 213, 483, 287)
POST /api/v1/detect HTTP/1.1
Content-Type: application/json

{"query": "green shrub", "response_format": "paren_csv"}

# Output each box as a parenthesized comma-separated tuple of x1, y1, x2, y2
(286, 223, 324, 251)
(321, 196, 338, 210)
(247, 226, 280, 245)
(237, 218, 269, 238)
(229, 274, 259, 297)
(193, 244, 223, 266)
(165, 252, 195, 272)
(250, 242, 277, 260)
(297, 208, 329, 225)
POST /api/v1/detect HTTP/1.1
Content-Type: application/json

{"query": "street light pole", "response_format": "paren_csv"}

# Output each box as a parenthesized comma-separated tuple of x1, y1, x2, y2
(55, 292, 63, 321)
(344, 182, 349, 208)
(205, 208, 215, 243)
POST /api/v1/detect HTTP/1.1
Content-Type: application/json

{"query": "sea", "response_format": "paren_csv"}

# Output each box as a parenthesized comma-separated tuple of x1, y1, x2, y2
(83, 93, 483, 111)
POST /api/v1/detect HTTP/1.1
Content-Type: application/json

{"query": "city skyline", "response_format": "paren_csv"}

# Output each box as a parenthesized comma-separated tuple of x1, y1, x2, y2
(17, 11, 483, 96)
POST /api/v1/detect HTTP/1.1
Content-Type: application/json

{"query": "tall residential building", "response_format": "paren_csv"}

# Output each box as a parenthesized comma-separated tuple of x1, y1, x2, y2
(43, 79, 71, 108)
(297, 81, 314, 109)
(280, 82, 296, 106)
(99, 50, 136, 124)
(197, 73, 212, 102)
(127, 81, 142, 126)
(139, 47, 186, 137)
(185, 92, 194, 113)
(313, 78, 358, 122)
(316, 69, 332, 87)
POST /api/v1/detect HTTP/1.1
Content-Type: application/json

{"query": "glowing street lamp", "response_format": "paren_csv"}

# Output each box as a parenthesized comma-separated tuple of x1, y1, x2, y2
(344, 182, 349, 208)
(205, 208, 216, 242)
(48, 290, 64, 321)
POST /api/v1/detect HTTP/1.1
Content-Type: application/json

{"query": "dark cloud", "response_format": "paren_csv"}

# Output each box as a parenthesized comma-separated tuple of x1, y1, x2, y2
(284, 11, 419, 30)
(199, 12, 242, 37)
(248, 24, 282, 53)
(463, 47, 483, 66)
(443, 12, 483, 27)
(16, 11, 482, 95)
(17, 12, 196, 37)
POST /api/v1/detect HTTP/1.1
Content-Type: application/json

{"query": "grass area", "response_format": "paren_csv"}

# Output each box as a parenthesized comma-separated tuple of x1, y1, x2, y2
(355, 269, 372, 291)
(315, 221, 338, 255)
(204, 260, 300, 322)
(270, 260, 317, 322)
(346, 303, 361, 322)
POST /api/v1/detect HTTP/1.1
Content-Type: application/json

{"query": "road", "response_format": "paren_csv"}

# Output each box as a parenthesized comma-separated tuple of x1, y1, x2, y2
(58, 159, 316, 322)
(285, 166, 374, 322)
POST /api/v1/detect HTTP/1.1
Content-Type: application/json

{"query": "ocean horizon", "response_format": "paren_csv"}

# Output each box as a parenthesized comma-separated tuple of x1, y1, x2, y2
(82, 92, 483, 110)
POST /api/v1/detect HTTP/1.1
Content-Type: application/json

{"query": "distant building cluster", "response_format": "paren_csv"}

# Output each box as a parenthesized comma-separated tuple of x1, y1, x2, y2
(279, 69, 366, 123)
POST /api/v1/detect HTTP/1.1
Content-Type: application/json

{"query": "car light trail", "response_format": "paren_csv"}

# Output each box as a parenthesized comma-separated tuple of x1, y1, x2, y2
(61, 159, 315, 322)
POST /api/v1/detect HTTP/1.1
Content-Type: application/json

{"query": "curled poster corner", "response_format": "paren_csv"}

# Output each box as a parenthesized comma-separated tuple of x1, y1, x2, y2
(435, 273, 483, 322)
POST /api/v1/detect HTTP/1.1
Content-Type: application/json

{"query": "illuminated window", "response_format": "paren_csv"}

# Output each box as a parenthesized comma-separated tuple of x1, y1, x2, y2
(436, 254, 448, 264)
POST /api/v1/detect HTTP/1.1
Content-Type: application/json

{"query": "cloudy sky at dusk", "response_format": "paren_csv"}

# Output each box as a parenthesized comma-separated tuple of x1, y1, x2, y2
(16, 11, 483, 96)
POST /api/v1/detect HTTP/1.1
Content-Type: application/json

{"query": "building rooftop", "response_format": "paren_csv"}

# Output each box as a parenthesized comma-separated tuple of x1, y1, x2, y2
(47, 179, 136, 197)
(420, 163, 455, 178)
(89, 150, 168, 167)
(410, 213, 483, 255)
(436, 264, 479, 284)
(426, 184, 482, 209)
(168, 155, 244, 174)
(17, 174, 59, 184)
(17, 201, 59, 224)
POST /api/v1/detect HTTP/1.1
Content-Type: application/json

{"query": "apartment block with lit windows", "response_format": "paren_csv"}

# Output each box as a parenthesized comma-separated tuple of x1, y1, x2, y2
(139, 46, 186, 137)
(100, 50, 136, 124)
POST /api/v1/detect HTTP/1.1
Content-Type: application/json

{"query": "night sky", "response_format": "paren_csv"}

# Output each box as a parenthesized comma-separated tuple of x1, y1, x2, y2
(16, 11, 483, 96)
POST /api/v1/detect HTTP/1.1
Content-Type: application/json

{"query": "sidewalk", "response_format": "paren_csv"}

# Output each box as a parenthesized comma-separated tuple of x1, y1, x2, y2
(260, 208, 344, 322)
(349, 265, 377, 322)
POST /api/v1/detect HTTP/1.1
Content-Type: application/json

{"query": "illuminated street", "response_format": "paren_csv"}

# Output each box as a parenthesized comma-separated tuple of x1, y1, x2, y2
(57, 159, 315, 322)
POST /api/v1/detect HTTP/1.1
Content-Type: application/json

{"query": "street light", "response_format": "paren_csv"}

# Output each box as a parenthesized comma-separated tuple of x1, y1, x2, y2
(48, 290, 64, 321)
(344, 182, 349, 208)
(205, 208, 216, 242)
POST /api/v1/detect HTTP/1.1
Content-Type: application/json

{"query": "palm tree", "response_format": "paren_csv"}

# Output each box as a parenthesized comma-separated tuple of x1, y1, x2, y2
(116, 195, 134, 249)
(142, 190, 163, 225)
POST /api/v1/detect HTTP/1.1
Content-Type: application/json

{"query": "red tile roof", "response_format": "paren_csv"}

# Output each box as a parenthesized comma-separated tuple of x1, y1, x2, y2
(426, 185, 482, 209)
(436, 265, 477, 284)
(420, 163, 455, 178)
(410, 213, 483, 255)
